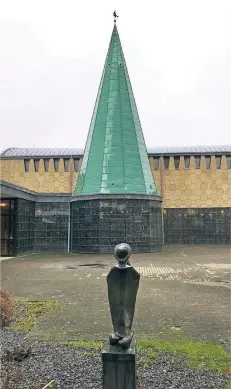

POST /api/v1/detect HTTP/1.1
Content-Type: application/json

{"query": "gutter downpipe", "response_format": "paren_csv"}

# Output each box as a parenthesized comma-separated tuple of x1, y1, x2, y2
(67, 155, 73, 253)
(160, 154, 165, 245)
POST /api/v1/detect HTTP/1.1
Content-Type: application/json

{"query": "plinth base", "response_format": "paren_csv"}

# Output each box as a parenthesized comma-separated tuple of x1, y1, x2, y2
(102, 341, 136, 389)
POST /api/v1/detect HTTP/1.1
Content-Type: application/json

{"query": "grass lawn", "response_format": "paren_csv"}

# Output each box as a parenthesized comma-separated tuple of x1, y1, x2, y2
(6, 296, 231, 375)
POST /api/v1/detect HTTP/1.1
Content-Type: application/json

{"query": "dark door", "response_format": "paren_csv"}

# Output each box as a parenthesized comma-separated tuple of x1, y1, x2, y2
(0, 199, 16, 256)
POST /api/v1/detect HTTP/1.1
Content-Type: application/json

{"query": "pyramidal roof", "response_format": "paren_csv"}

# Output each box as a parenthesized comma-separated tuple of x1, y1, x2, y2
(74, 24, 157, 196)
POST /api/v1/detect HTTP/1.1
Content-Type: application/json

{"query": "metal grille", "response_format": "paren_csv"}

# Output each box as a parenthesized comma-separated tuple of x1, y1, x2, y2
(16, 199, 35, 255)
(163, 208, 231, 244)
(34, 202, 69, 252)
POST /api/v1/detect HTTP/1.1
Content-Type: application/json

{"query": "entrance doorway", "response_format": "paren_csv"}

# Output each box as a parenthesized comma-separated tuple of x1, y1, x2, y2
(0, 199, 16, 256)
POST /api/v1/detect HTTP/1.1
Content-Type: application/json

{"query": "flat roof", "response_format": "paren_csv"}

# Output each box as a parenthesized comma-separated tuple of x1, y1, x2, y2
(0, 180, 71, 202)
(1, 145, 231, 158)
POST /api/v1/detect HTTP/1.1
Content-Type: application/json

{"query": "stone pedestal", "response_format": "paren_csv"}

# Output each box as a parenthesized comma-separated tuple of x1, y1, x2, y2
(102, 341, 136, 389)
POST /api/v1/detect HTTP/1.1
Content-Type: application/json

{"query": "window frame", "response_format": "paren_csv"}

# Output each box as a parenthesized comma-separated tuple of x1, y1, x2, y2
(174, 156, 180, 169)
(153, 156, 159, 170)
(34, 159, 40, 172)
(184, 156, 190, 169)
(215, 155, 222, 169)
(205, 155, 211, 169)
(63, 158, 70, 172)
(53, 158, 60, 172)
(194, 155, 201, 169)
(163, 156, 170, 170)
(73, 158, 79, 172)
(43, 159, 50, 172)
(226, 155, 231, 169)
(24, 159, 30, 172)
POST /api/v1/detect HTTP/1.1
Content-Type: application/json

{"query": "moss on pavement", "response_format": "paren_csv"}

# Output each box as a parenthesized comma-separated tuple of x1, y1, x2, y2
(11, 297, 61, 331)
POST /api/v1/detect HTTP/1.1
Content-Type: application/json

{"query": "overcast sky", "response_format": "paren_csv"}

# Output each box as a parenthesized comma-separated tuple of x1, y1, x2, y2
(0, 0, 231, 152)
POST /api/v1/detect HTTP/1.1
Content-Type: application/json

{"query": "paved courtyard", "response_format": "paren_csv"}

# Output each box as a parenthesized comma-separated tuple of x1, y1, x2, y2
(1, 246, 230, 347)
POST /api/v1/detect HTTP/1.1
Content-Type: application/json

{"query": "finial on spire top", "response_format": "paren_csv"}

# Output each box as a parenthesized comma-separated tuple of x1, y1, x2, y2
(113, 11, 119, 23)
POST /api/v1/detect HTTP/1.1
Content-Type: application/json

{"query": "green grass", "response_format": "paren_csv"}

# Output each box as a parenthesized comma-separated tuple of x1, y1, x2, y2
(62, 340, 103, 351)
(60, 338, 230, 374)
(137, 340, 231, 373)
(139, 349, 158, 367)
(11, 298, 61, 331)
(8, 299, 231, 375)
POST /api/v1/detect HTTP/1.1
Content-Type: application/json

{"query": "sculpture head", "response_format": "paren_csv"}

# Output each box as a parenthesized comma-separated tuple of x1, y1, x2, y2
(114, 243, 131, 268)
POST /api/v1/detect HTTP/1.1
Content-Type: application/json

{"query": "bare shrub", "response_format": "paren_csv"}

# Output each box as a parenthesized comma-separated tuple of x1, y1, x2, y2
(0, 290, 13, 328)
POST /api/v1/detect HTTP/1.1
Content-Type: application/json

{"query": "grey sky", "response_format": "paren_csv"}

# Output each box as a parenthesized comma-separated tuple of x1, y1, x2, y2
(0, 0, 231, 152)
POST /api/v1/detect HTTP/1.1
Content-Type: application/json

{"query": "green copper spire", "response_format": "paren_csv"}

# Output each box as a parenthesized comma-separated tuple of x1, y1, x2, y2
(75, 24, 157, 196)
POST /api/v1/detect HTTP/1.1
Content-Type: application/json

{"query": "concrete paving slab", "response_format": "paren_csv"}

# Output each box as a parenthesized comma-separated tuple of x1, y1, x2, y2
(1, 246, 230, 347)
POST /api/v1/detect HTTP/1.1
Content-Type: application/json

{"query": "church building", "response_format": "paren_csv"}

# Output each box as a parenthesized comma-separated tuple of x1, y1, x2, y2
(1, 23, 230, 256)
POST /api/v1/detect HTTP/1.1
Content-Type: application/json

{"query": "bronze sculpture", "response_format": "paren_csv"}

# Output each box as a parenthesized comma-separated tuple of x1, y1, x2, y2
(107, 243, 140, 350)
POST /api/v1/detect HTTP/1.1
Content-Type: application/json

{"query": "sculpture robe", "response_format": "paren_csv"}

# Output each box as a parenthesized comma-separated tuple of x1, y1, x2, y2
(107, 266, 140, 338)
